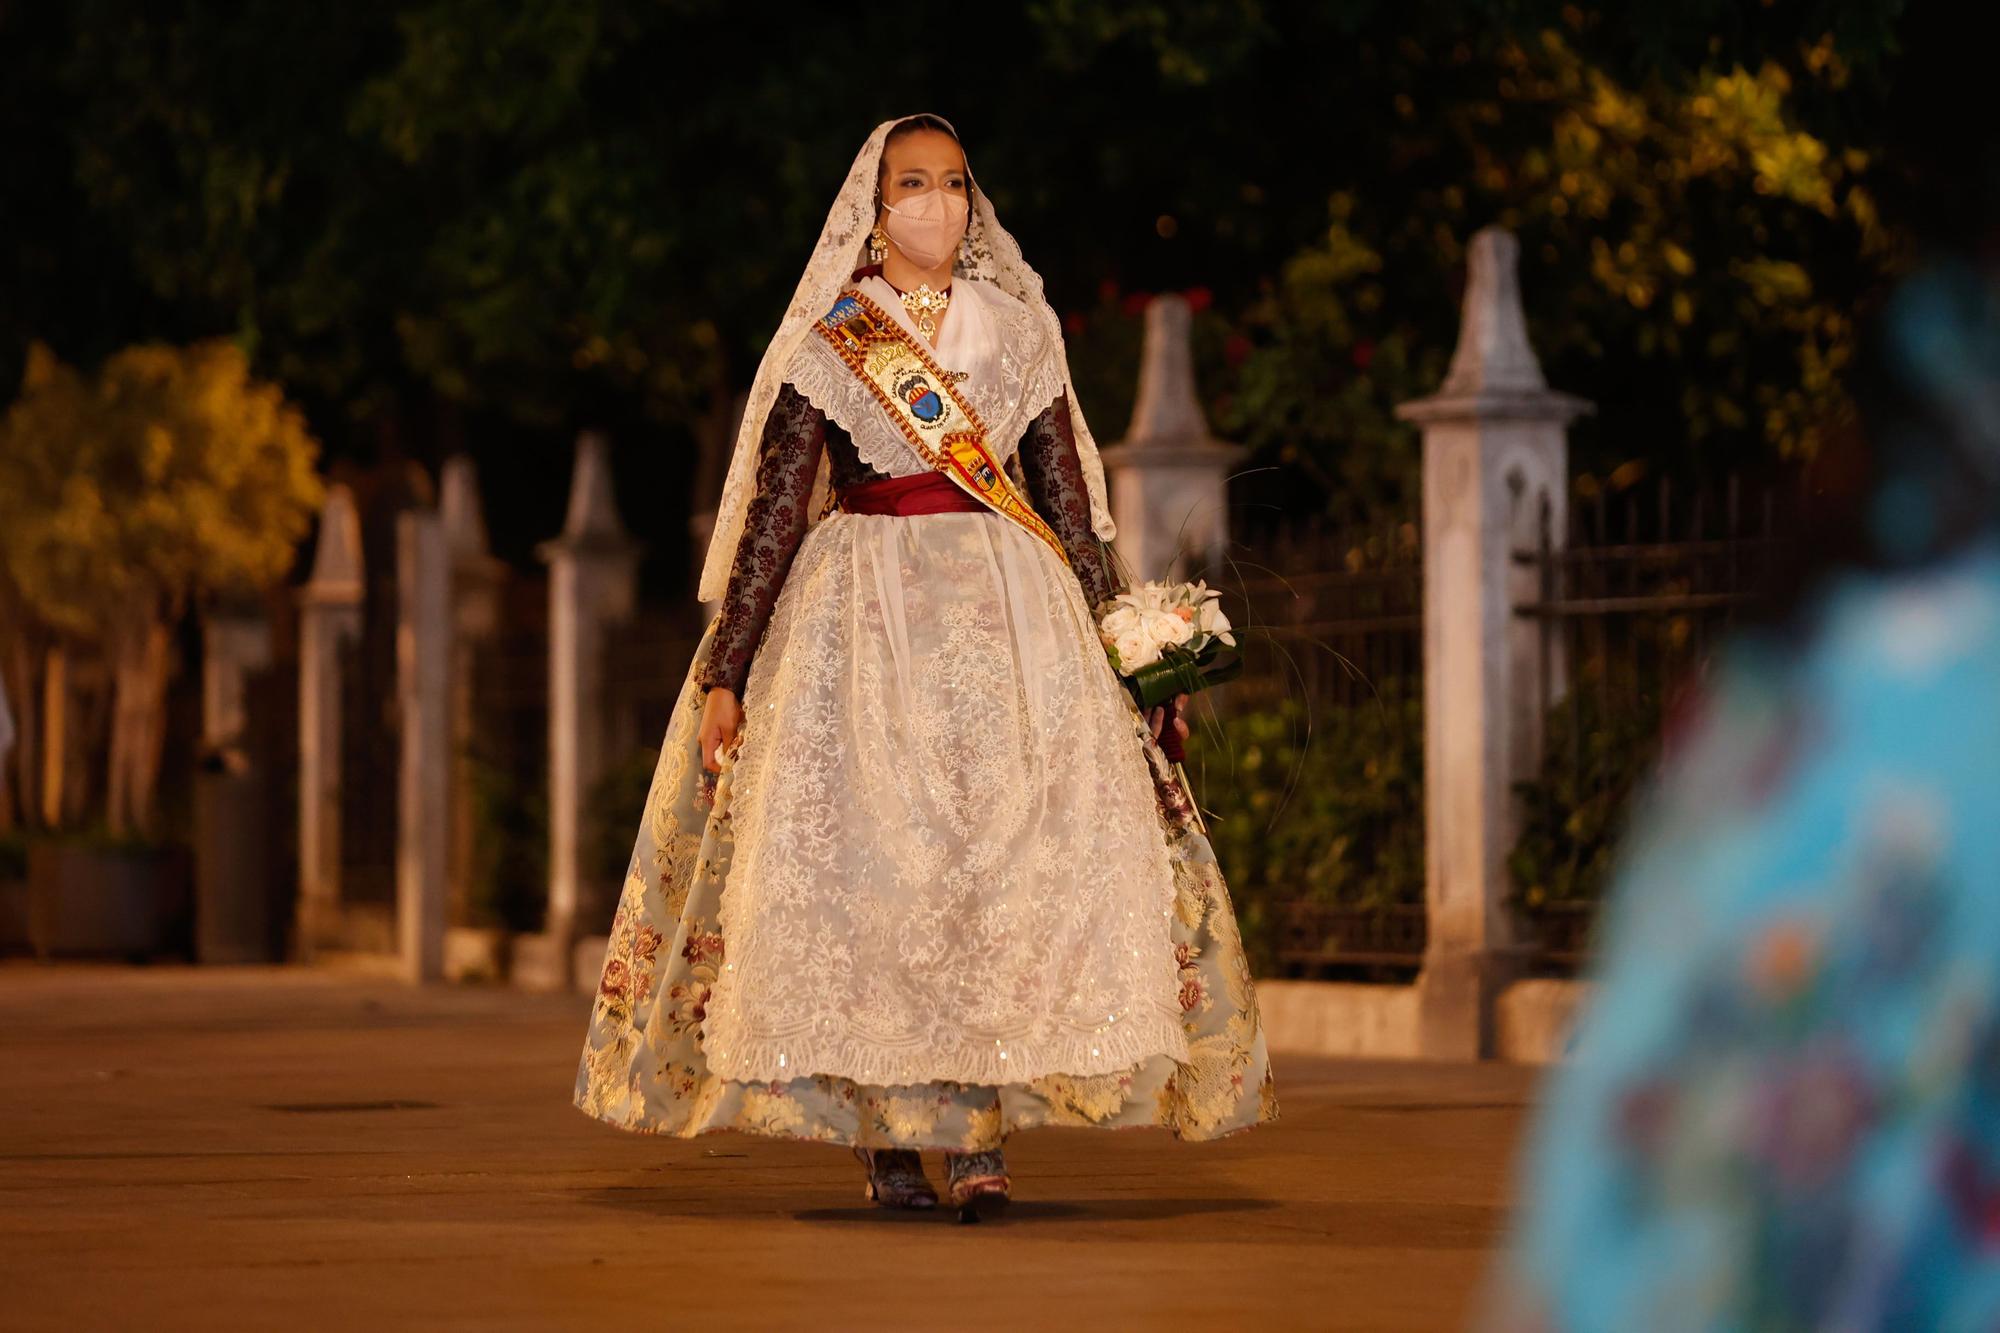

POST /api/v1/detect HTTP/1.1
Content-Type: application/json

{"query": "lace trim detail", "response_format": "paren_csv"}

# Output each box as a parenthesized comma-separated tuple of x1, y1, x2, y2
(1004, 373, 1067, 457)
(958, 281, 1064, 461)
(783, 337, 931, 479)
(702, 1002, 1191, 1088)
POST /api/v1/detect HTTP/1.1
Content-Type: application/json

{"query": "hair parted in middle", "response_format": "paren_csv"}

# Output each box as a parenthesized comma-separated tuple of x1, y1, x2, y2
(874, 113, 973, 213)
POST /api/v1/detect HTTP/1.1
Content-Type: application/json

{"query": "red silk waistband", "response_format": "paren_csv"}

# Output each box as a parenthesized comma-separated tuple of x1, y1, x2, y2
(836, 471, 990, 517)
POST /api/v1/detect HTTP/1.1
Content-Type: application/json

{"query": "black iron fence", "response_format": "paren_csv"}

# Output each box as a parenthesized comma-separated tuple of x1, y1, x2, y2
(462, 580, 550, 934)
(1200, 516, 1428, 980)
(1202, 474, 1807, 980)
(458, 580, 700, 935)
(1223, 514, 1422, 712)
(1509, 473, 1802, 969)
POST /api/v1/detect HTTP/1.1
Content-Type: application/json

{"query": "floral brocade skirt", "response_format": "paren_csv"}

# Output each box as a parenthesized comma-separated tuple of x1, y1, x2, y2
(572, 516, 1276, 1151)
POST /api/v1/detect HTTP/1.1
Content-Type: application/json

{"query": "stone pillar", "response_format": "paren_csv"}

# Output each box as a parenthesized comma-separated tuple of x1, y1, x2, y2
(1395, 228, 1589, 1060)
(295, 486, 365, 955)
(440, 456, 507, 929)
(537, 432, 640, 986)
(1098, 294, 1246, 584)
(396, 510, 451, 983)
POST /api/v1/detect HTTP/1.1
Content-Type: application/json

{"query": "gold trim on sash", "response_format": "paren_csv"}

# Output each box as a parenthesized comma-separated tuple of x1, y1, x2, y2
(811, 288, 1070, 566)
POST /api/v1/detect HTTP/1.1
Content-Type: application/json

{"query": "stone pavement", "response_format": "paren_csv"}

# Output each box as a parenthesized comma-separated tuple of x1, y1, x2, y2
(0, 965, 1538, 1332)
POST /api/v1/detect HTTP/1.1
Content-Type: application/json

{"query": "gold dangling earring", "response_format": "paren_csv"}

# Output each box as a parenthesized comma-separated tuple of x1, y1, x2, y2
(869, 225, 888, 265)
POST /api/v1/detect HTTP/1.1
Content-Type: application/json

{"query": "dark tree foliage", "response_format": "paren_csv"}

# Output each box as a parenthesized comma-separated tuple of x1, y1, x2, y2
(0, 0, 1924, 545)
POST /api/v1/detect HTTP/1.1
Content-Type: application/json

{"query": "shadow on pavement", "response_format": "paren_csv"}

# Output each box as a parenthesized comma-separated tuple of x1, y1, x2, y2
(578, 1186, 1280, 1226)
(790, 1196, 1283, 1225)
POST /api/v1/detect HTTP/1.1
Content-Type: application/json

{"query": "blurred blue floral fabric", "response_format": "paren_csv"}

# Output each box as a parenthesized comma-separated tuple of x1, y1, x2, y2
(1497, 533, 2000, 1330)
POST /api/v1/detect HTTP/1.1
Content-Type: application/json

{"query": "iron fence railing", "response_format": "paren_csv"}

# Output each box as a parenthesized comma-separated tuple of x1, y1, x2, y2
(1508, 472, 1805, 971)
(1223, 515, 1422, 712)
(1204, 517, 1428, 979)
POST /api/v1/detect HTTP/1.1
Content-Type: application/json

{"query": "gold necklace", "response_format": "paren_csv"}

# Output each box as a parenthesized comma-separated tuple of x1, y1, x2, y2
(899, 282, 951, 341)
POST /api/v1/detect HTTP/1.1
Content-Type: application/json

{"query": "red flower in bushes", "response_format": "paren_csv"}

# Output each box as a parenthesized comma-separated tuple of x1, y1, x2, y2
(1184, 286, 1212, 313)
(1121, 291, 1152, 317)
(1351, 340, 1376, 370)
(1098, 278, 1120, 303)
(1064, 311, 1088, 336)
(1224, 333, 1252, 368)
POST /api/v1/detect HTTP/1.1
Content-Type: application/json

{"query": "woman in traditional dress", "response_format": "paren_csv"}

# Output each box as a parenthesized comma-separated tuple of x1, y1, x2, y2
(573, 112, 1276, 1220)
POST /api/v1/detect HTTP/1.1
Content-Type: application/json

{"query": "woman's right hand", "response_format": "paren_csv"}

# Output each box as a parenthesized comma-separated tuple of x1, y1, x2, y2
(699, 687, 743, 773)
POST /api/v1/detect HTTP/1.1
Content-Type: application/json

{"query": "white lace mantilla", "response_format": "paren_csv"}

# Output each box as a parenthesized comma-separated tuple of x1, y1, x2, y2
(698, 510, 1191, 1087)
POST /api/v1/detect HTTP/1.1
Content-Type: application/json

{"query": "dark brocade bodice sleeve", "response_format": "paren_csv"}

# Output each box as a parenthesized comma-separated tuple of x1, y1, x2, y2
(1017, 394, 1120, 613)
(695, 383, 827, 696)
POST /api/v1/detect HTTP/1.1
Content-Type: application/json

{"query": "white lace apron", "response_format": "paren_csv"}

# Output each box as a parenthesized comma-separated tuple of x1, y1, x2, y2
(696, 279, 1192, 1088)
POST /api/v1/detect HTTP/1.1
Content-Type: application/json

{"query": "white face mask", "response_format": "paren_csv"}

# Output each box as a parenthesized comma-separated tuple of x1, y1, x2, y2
(882, 188, 970, 270)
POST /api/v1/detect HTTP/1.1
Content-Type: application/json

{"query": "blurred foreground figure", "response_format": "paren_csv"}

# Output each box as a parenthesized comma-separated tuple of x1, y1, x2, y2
(1488, 261, 2000, 1329)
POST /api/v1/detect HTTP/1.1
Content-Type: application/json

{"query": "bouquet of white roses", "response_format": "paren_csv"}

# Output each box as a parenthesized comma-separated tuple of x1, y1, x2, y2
(1098, 581, 1243, 759)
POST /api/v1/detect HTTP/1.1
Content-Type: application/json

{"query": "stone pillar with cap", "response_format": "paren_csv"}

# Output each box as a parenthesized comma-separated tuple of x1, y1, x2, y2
(396, 507, 451, 983)
(1395, 227, 1590, 1060)
(1098, 294, 1246, 587)
(439, 456, 508, 931)
(537, 432, 640, 987)
(295, 485, 365, 955)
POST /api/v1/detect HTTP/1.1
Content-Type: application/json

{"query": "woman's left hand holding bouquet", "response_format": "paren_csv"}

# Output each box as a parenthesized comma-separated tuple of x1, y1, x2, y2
(1146, 695, 1191, 749)
(1100, 581, 1239, 764)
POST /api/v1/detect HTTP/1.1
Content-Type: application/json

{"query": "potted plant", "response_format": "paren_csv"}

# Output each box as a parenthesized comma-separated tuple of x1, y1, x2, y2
(26, 825, 193, 960)
(0, 340, 321, 957)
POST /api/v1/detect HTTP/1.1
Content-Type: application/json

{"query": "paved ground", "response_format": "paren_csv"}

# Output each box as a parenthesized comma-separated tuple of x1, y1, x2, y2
(0, 964, 1538, 1332)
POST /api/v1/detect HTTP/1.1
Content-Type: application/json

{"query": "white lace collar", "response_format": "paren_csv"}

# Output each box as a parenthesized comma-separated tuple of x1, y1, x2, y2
(785, 275, 1065, 479)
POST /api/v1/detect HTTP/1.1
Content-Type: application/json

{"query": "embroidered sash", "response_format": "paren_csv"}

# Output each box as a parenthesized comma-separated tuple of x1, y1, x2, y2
(811, 288, 1070, 566)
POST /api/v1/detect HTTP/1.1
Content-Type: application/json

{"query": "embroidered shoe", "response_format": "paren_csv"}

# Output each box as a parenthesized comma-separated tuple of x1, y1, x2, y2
(854, 1145, 938, 1209)
(943, 1147, 1010, 1223)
